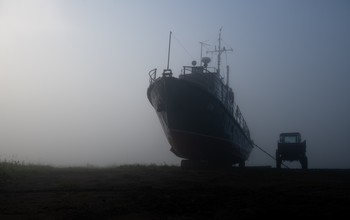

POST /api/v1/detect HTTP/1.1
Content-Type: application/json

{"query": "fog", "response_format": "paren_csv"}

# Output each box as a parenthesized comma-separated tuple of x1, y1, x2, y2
(0, 0, 349, 168)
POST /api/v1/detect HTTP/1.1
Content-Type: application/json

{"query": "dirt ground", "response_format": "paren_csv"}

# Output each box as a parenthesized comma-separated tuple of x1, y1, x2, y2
(0, 165, 349, 219)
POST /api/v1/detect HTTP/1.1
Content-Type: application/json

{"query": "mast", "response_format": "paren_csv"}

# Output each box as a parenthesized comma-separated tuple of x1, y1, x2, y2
(217, 27, 222, 74)
(167, 31, 172, 70)
(207, 28, 233, 75)
(226, 65, 230, 86)
(163, 31, 173, 77)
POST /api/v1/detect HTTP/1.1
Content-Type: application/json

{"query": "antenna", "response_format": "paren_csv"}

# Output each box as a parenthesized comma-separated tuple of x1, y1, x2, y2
(167, 31, 172, 70)
(207, 28, 233, 75)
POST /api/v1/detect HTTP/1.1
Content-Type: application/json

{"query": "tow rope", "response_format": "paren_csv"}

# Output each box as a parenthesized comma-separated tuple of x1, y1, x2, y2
(253, 143, 290, 169)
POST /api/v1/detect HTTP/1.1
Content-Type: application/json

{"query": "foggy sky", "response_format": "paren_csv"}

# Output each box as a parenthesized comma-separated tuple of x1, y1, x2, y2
(0, 0, 349, 168)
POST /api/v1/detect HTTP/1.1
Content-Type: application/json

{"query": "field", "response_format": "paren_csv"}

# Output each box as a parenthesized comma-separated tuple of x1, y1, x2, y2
(1, 162, 350, 219)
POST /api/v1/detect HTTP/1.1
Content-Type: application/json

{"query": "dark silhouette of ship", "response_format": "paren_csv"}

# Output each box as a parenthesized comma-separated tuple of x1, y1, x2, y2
(147, 29, 253, 168)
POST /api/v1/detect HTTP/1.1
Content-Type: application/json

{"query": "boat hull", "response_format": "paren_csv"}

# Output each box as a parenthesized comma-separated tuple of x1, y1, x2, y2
(147, 76, 253, 164)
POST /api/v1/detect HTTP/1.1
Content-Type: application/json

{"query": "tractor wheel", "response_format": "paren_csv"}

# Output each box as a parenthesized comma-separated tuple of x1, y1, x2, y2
(300, 156, 308, 170)
(276, 151, 282, 169)
(276, 158, 282, 169)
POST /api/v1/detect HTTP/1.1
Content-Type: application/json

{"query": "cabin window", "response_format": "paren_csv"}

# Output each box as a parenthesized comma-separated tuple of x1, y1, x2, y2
(285, 136, 296, 143)
(281, 135, 299, 143)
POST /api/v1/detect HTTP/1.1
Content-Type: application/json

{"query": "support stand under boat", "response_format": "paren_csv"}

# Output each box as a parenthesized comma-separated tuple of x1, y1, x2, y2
(180, 160, 245, 170)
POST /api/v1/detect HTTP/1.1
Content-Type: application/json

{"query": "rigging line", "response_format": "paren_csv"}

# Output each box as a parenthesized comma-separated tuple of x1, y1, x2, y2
(222, 39, 234, 51)
(253, 143, 290, 169)
(222, 39, 233, 67)
(172, 33, 196, 61)
(201, 40, 211, 50)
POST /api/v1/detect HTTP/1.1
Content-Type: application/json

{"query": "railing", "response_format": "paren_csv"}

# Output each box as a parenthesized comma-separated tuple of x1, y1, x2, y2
(148, 66, 251, 139)
(181, 65, 251, 139)
(233, 104, 250, 139)
(148, 68, 157, 84)
(182, 66, 216, 75)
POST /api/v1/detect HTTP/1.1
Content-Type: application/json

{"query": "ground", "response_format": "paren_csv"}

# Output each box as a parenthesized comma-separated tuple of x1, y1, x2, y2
(0, 164, 349, 219)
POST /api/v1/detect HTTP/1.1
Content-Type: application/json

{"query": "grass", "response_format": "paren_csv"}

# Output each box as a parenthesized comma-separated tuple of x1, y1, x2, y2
(0, 159, 53, 183)
(0, 160, 349, 218)
(0, 158, 178, 185)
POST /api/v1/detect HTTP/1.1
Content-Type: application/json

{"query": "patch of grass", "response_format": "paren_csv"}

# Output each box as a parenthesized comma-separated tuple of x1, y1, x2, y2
(0, 159, 54, 184)
(0, 161, 178, 183)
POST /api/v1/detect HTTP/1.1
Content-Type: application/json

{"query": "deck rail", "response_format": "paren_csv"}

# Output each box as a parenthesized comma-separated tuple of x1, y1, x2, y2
(148, 68, 157, 84)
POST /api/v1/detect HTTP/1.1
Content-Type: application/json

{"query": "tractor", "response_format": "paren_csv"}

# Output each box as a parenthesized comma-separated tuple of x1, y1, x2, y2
(276, 132, 308, 169)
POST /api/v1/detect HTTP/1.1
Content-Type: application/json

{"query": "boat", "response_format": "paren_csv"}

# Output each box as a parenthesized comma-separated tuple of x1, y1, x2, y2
(147, 29, 253, 168)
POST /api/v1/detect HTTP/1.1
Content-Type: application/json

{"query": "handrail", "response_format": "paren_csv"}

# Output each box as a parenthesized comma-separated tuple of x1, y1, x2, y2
(182, 66, 216, 75)
(180, 65, 251, 138)
(148, 68, 157, 84)
(231, 100, 250, 139)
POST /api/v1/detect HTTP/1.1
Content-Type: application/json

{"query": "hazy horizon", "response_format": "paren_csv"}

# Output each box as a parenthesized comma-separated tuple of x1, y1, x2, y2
(1, 0, 349, 168)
